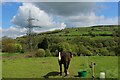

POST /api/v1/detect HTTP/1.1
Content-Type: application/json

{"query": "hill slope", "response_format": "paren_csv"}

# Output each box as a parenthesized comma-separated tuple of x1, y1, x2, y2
(14, 25, 120, 56)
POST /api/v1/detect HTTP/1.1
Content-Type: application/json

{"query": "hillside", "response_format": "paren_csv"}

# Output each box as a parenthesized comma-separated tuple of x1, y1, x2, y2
(2, 25, 119, 56)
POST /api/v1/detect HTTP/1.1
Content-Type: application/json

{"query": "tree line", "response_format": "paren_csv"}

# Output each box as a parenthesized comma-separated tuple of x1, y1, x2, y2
(1, 26, 119, 57)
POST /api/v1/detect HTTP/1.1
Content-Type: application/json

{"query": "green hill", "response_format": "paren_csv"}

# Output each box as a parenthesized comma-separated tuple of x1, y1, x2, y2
(2, 25, 119, 56)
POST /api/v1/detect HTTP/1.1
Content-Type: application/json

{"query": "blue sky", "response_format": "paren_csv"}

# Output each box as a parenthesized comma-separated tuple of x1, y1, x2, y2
(1, 2, 119, 38)
(95, 2, 118, 18)
(2, 2, 22, 29)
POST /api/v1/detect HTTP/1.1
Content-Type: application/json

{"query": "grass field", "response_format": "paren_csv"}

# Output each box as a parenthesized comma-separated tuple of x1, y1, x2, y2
(2, 56, 118, 79)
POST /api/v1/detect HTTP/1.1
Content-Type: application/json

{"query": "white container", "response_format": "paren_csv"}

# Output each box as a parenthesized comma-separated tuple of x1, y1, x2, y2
(100, 72, 105, 78)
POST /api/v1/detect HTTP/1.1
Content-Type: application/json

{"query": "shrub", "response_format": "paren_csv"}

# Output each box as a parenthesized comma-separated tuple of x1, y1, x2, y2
(58, 42, 72, 52)
(77, 45, 86, 56)
(14, 43, 22, 52)
(2, 43, 22, 53)
(35, 49, 45, 57)
(97, 43, 103, 48)
(51, 50, 59, 57)
(45, 49, 51, 57)
(72, 52, 77, 56)
(50, 44, 59, 52)
(99, 48, 109, 56)
(84, 50, 92, 56)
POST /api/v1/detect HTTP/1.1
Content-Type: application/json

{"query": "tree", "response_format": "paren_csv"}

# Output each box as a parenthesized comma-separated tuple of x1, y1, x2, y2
(58, 42, 72, 52)
(77, 44, 92, 56)
(38, 38, 49, 50)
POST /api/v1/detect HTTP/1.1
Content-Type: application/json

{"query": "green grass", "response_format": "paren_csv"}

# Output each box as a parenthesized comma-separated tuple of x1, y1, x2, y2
(0, 53, 1, 79)
(1, 53, 19, 57)
(2, 56, 118, 78)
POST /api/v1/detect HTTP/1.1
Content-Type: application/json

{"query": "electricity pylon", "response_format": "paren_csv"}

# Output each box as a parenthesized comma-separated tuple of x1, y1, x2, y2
(26, 10, 41, 50)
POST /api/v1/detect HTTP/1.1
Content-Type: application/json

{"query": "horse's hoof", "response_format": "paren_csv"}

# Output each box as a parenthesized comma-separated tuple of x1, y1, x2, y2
(65, 74, 67, 76)
(67, 72, 69, 75)
(60, 73, 62, 76)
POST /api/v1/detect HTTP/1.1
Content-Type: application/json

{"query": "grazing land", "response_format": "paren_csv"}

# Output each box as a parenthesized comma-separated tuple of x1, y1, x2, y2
(2, 56, 118, 78)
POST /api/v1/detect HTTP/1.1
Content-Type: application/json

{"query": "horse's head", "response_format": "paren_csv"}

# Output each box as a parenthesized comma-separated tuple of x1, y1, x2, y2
(58, 48, 63, 52)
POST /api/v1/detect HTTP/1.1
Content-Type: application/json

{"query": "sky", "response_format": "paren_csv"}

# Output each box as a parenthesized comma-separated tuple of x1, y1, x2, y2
(0, 1, 119, 38)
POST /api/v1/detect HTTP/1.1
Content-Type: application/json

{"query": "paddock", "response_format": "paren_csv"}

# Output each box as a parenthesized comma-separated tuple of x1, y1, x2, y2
(2, 56, 118, 78)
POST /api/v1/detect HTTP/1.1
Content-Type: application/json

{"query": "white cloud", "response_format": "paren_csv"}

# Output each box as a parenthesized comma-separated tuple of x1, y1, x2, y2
(1, 22, 66, 38)
(11, 3, 66, 32)
(2, 26, 27, 38)
(67, 12, 118, 27)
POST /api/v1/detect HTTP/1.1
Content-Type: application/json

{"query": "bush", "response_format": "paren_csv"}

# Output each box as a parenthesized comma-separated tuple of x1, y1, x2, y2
(35, 49, 45, 57)
(14, 43, 22, 52)
(58, 42, 72, 52)
(2, 43, 22, 53)
(45, 49, 51, 57)
(84, 50, 92, 56)
(52, 50, 58, 57)
(77, 45, 86, 56)
(50, 44, 59, 52)
(99, 48, 109, 56)
(72, 52, 77, 56)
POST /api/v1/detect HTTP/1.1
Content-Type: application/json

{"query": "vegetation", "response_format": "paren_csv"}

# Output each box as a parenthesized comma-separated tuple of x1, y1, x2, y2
(1, 25, 119, 79)
(1, 25, 119, 56)
(2, 56, 118, 78)
(35, 49, 45, 57)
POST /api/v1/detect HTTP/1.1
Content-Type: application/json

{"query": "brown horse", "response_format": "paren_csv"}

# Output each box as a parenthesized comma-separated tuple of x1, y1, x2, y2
(58, 49, 72, 76)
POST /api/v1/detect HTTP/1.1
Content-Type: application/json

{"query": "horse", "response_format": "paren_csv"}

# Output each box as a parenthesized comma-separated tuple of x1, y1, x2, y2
(58, 48, 72, 76)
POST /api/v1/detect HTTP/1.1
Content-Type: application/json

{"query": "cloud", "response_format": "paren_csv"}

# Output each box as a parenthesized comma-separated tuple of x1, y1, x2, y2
(11, 3, 66, 32)
(31, 2, 118, 27)
(1, 23, 66, 39)
(1, 26, 27, 38)
(67, 12, 118, 27)
(32, 2, 96, 16)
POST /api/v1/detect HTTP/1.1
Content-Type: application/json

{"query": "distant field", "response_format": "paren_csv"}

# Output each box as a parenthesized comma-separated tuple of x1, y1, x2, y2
(2, 56, 118, 78)
(35, 26, 117, 41)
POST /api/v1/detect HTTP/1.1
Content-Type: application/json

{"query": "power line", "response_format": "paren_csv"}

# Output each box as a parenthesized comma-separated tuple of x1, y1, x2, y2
(25, 9, 41, 50)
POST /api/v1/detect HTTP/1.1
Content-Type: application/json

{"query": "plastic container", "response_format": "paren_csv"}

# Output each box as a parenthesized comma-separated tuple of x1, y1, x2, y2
(78, 70, 87, 77)
(100, 72, 105, 78)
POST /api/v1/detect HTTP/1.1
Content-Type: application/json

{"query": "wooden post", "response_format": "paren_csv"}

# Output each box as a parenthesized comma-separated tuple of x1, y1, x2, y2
(90, 62, 96, 80)
(92, 62, 94, 80)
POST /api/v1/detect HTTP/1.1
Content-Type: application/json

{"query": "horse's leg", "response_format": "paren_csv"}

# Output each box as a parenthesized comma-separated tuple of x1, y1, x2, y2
(60, 64, 62, 76)
(64, 63, 67, 76)
(59, 61, 62, 76)
(66, 61, 70, 70)
(66, 61, 70, 75)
